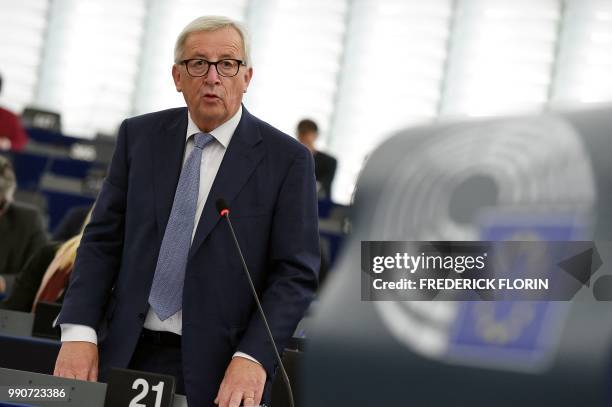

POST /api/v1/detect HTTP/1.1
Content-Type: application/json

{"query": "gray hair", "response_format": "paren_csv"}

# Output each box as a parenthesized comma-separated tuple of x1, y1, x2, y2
(174, 16, 251, 67)
(0, 156, 16, 202)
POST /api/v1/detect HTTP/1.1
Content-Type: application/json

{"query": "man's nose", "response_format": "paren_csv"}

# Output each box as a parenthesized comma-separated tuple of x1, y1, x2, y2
(205, 65, 221, 84)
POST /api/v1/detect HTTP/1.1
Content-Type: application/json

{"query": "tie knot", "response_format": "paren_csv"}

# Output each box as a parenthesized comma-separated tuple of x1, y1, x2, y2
(193, 132, 214, 149)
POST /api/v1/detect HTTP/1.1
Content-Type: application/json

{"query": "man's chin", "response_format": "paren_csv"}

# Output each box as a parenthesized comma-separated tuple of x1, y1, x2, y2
(192, 108, 228, 130)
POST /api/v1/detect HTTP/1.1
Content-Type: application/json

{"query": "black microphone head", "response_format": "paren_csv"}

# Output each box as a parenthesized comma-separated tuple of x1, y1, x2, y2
(216, 198, 229, 215)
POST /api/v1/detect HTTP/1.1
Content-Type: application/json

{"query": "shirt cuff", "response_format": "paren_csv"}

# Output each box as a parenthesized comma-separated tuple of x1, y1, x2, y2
(232, 352, 261, 366)
(60, 324, 98, 345)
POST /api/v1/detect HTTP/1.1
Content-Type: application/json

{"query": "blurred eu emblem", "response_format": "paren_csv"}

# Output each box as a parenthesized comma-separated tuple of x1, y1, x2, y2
(446, 301, 565, 372)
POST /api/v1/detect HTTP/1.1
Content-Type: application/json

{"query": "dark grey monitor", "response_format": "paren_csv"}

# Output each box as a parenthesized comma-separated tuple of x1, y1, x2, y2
(0, 310, 34, 337)
(21, 107, 62, 133)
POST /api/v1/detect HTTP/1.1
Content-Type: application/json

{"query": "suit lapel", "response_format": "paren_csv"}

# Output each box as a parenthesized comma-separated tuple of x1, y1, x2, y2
(151, 108, 188, 244)
(189, 107, 264, 258)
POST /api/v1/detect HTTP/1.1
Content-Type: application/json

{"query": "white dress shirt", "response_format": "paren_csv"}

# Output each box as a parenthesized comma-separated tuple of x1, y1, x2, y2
(61, 106, 259, 364)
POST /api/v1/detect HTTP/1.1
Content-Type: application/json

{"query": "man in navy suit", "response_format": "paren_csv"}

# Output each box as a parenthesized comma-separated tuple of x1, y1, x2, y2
(54, 16, 319, 407)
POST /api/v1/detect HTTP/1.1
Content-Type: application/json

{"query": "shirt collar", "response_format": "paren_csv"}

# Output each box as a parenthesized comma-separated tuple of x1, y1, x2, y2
(186, 105, 242, 148)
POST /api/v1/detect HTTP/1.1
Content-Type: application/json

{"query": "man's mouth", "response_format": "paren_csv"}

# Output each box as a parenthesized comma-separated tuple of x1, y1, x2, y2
(203, 93, 220, 101)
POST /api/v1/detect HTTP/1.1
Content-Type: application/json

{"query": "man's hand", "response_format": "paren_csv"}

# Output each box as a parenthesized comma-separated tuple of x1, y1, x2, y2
(0, 276, 6, 294)
(54, 341, 99, 381)
(214, 357, 267, 407)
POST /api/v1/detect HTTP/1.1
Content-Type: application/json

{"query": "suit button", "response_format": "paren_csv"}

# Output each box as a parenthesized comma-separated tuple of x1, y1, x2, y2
(138, 313, 146, 320)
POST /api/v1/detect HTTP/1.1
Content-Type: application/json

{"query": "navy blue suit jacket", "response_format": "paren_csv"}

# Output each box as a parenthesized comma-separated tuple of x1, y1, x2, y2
(57, 106, 320, 405)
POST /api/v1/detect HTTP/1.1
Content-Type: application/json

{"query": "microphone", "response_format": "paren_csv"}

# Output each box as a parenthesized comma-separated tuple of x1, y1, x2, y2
(215, 198, 295, 407)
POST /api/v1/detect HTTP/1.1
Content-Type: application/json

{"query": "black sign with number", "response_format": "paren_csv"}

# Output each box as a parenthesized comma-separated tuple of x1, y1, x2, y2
(104, 368, 175, 407)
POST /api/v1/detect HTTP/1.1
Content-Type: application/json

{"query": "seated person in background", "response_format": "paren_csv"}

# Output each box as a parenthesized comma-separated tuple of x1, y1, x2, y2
(52, 204, 92, 241)
(0, 242, 60, 311)
(297, 118, 337, 200)
(0, 156, 47, 294)
(0, 73, 29, 151)
(0, 209, 91, 312)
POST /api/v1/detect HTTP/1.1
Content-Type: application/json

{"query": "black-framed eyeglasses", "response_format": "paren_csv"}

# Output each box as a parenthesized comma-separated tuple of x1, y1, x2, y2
(179, 58, 245, 77)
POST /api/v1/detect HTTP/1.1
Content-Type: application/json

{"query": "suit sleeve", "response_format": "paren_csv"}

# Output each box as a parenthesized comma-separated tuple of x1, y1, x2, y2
(237, 146, 320, 377)
(57, 119, 130, 328)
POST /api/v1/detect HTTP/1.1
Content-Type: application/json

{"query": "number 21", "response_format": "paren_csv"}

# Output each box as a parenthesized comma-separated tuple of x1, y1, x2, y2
(129, 378, 165, 407)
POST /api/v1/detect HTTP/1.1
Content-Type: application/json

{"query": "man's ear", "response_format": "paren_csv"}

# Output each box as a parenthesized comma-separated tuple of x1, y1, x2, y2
(172, 64, 182, 92)
(243, 66, 253, 89)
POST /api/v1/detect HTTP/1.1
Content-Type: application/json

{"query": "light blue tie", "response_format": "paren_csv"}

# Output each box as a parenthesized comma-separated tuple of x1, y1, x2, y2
(149, 132, 214, 320)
